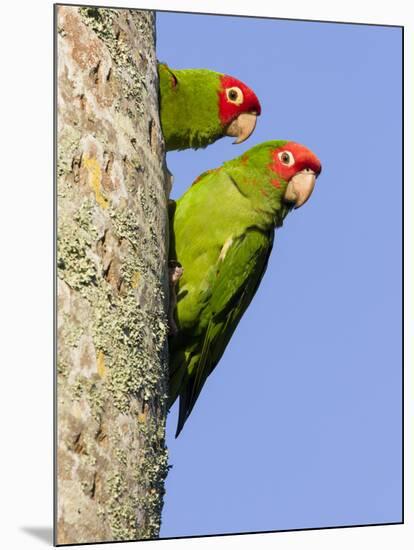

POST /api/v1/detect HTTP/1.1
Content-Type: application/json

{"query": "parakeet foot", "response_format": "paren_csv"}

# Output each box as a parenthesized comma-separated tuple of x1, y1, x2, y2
(168, 260, 183, 336)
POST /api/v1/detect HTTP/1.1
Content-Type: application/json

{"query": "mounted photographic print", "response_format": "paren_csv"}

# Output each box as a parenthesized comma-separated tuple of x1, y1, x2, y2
(55, 3, 403, 545)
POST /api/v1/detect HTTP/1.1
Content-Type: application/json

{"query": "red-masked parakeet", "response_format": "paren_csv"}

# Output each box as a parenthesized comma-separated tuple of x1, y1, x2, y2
(158, 63, 261, 151)
(168, 140, 322, 436)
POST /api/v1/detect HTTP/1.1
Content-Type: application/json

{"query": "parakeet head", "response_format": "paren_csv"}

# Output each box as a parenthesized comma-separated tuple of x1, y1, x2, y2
(158, 63, 262, 150)
(218, 75, 261, 144)
(224, 140, 321, 223)
(269, 141, 322, 208)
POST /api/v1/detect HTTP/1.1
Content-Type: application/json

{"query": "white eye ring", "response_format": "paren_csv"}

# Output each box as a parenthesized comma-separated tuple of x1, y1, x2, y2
(226, 86, 244, 105)
(278, 151, 295, 167)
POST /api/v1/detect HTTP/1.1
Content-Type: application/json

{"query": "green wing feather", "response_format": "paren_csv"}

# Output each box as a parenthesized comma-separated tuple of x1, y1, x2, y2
(171, 228, 274, 436)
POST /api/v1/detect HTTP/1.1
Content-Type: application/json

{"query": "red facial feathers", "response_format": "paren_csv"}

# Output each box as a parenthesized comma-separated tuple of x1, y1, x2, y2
(218, 75, 261, 126)
(269, 142, 322, 182)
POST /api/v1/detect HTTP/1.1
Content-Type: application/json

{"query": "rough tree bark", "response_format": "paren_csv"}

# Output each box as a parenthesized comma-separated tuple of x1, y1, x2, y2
(56, 6, 170, 544)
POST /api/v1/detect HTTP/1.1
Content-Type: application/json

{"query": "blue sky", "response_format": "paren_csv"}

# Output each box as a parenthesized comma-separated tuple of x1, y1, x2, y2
(155, 12, 402, 538)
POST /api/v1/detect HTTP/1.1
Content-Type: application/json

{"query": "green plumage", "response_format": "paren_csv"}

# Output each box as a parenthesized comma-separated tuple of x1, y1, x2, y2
(158, 63, 225, 151)
(168, 141, 294, 436)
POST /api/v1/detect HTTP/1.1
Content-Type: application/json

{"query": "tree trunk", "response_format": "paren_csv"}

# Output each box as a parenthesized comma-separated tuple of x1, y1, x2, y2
(55, 6, 170, 544)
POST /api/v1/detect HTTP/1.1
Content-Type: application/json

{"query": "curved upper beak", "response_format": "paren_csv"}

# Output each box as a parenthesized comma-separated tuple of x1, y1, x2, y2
(226, 112, 258, 144)
(284, 169, 317, 209)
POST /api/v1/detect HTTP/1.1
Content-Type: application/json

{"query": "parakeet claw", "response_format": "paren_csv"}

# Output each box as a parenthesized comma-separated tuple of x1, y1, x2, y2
(169, 260, 183, 285)
(168, 261, 184, 336)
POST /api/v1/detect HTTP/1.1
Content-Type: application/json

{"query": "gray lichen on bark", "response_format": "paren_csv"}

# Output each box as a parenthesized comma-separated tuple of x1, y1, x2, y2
(56, 6, 169, 544)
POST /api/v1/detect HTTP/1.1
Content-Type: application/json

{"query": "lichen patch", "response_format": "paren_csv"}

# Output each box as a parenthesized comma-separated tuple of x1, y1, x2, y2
(83, 154, 109, 209)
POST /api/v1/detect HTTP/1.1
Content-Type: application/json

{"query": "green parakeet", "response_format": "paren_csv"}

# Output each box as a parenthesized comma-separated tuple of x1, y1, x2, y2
(168, 140, 322, 436)
(158, 63, 261, 151)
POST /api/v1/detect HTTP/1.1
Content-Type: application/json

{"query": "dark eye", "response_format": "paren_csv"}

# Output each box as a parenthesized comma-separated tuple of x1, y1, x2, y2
(278, 151, 295, 166)
(226, 86, 244, 105)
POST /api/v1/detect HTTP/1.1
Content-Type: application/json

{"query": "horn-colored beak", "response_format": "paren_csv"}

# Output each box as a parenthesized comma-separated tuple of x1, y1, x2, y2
(284, 169, 317, 209)
(226, 112, 258, 144)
